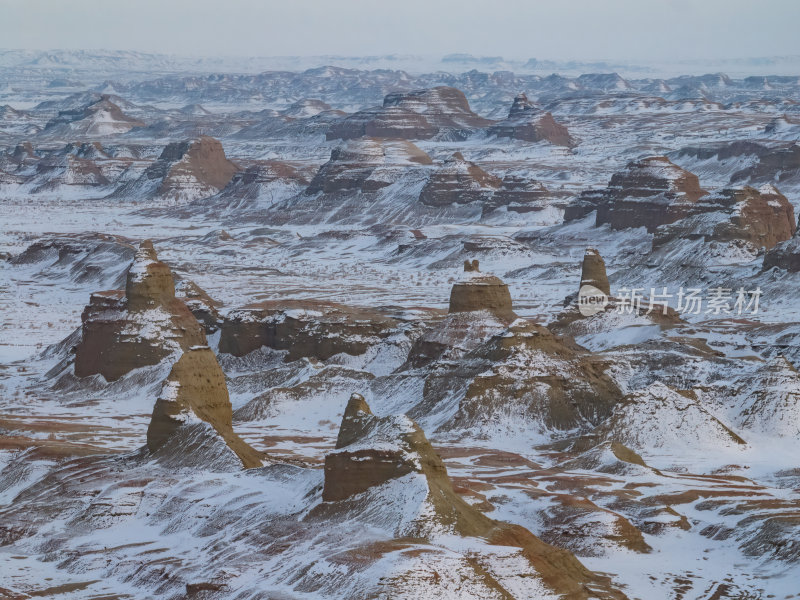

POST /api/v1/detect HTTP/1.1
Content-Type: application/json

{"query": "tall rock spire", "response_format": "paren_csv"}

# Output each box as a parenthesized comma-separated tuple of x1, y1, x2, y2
(580, 248, 611, 296)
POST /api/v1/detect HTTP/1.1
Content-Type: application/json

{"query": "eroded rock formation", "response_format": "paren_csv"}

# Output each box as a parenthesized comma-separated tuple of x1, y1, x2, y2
(322, 393, 628, 599)
(147, 346, 263, 469)
(218, 300, 400, 360)
(327, 86, 492, 141)
(732, 142, 800, 184)
(306, 138, 432, 194)
(419, 152, 502, 207)
(566, 157, 708, 231)
(580, 248, 611, 295)
(763, 224, 800, 272)
(448, 259, 515, 319)
(74, 240, 206, 381)
(43, 95, 144, 136)
(654, 184, 795, 250)
(487, 174, 549, 214)
(125, 136, 239, 202)
(488, 93, 573, 147)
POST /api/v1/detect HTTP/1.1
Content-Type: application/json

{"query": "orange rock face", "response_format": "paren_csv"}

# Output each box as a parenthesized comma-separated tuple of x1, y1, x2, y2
(595, 157, 708, 231)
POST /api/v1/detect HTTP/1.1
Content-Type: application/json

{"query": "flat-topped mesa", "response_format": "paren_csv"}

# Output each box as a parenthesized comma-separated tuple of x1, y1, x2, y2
(448, 260, 515, 320)
(306, 138, 432, 195)
(147, 347, 263, 469)
(580, 248, 611, 296)
(125, 240, 176, 311)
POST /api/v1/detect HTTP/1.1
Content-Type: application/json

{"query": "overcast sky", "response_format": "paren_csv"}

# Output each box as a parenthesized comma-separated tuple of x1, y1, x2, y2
(2, 0, 799, 61)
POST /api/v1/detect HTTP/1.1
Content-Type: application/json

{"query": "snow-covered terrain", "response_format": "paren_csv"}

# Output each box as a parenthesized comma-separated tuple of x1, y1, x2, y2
(2, 51, 800, 599)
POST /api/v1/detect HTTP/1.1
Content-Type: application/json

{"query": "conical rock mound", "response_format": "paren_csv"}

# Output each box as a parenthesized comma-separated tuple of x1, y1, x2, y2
(580, 382, 746, 456)
(125, 240, 176, 310)
(442, 318, 622, 434)
(147, 346, 264, 469)
(488, 92, 574, 147)
(322, 394, 628, 599)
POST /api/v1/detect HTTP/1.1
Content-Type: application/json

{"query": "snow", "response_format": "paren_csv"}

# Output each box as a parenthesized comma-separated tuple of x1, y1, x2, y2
(3, 56, 800, 599)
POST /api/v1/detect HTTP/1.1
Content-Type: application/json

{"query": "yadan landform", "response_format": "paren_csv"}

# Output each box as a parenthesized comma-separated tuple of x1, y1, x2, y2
(2, 48, 800, 599)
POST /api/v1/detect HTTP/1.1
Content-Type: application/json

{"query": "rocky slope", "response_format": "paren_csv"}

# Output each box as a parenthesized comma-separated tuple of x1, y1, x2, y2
(654, 183, 796, 250)
(42, 94, 144, 137)
(322, 393, 628, 599)
(419, 152, 502, 207)
(5, 59, 800, 600)
(307, 138, 432, 194)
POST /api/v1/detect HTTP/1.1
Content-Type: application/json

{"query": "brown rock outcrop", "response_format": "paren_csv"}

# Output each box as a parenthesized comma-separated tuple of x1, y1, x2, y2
(218, 300, 399, 360)
(731, 143, 800, 184)
(406, 264, 623, 433)
(74, 240, 206, 381)
(147, 347, 263, 469)
(566, 157, 708, 231)
(327, 86, 492, 141)
(214, 160, 309, 204)
(131, 136, 239, 202)
(763, 214, 800, 271)
(486, 174, 549, 214)
(448, 260, 514, 319)
(322, 394, 628, 600)
(711, 185, 795, 248)
(419, 153, 502, 207)
(443, 318, 622, 433)
(306, 138, 432, 194)
(43, 95, 144, 136)
(125, 240, 176, 310)
(487, 93, 574, 147)
(655, 184, 795, 250)
(580, 248, 611, 295)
